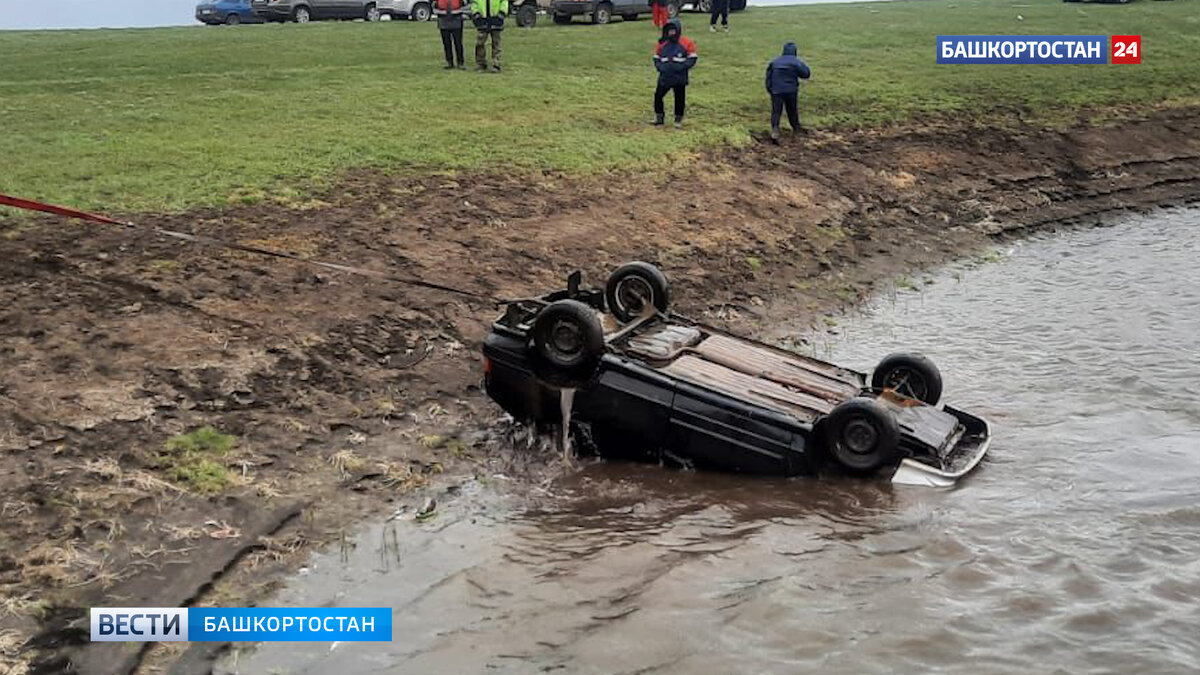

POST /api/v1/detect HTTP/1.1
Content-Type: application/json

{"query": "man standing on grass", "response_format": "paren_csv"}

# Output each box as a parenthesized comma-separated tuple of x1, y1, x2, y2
(435, 0, 467, 70)
(471, 0, 508, 72)
(650, 0, 669, 28)
(652, 19, 697, 129)
(764, 41, 811, 143)
(709, 0, 728, 33)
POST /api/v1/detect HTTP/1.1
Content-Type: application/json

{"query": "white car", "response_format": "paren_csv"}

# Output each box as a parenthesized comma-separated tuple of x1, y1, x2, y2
(380, 0, 433, 20)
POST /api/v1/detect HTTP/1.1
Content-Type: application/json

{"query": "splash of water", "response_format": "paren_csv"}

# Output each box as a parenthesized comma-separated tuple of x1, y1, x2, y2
(559, 387, 576, 463)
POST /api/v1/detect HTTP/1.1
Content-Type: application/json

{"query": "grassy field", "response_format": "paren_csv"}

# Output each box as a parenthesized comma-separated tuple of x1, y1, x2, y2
(1, 0, 1197, 212)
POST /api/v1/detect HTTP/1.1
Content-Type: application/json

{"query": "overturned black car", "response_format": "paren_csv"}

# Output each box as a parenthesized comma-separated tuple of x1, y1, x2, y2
(482, 263, 990, 486)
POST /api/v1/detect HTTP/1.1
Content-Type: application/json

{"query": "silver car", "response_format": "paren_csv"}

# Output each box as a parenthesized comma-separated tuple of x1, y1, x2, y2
(379, 0, 433, 20)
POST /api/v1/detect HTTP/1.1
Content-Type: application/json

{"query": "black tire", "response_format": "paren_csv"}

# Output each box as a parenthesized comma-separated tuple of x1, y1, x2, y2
(698, 0, 711, 12)
(605, 261, 670, 323)
(592, 2, 612, 24)
(553, 12, 572, 23)
(621, 13, 638, 20)
(872, 352, 943, 405)
(824, 398, 900, 474)
(665, 1, 679, 18)
(292, 5, 311, 22)
(225, 13, 242, 24)
(365, 2, 381, 20)
(530, 300, 605, 389)
(411, 2, 431, 20)
(516, 3, 537, 26)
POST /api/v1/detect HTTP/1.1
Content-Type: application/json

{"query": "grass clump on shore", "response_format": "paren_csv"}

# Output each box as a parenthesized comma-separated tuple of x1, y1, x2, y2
(159, 426, 237, 493)
(0, 0, 1196, 212)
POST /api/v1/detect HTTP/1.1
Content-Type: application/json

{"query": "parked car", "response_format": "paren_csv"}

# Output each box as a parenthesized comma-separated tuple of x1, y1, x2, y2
(379, 0, 432, 21)
(550, 0, 649, 24)
(196, 0, 263, 24)
(250, 0, 382, 22)
(483, 263, 991, 487)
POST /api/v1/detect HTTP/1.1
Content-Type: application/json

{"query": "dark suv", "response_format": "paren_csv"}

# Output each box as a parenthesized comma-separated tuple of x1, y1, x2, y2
(251, 0, 381, 22)
(550, 0, 652, 24)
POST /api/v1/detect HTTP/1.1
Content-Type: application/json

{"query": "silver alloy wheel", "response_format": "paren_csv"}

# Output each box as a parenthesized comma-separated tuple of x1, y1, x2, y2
(294, 6, 311, 22)
(366, 3, 381, 20)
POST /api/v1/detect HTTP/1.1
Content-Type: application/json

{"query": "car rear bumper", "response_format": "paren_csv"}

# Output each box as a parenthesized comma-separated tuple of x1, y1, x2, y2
(891, 407, 990, 487)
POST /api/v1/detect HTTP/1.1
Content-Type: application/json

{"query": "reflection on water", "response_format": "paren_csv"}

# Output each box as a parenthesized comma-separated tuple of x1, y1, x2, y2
(219, 209, 1200, 675)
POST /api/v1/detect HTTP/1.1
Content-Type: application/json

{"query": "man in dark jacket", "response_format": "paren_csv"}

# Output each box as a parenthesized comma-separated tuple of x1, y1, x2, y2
(435, 0, 466, 69)
(764, 41, 811, 142)
(652, 19, 698, 129)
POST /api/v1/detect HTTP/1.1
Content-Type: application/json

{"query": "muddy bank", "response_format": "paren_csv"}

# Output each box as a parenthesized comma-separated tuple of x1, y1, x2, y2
(1, 107, 1198, 675)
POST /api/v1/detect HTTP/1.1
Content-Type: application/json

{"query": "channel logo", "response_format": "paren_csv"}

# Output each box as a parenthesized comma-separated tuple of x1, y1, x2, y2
(937, 35, 1141, 65)
(90, 607, 393, 642)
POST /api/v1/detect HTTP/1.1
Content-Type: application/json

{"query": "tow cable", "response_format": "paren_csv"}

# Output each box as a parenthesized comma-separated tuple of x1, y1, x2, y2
(0, 193, 495, 303)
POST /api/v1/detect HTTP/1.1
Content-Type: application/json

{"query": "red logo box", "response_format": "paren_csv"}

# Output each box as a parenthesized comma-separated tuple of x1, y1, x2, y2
(1112, 35, 1141, 64)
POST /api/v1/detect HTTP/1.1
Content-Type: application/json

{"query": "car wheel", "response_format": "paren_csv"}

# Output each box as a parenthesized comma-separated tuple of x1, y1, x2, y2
(553, 12, 572, 23)
(605, 261, 670, 323)
(592, 2, 612, 23)
(871, 353, 943, 405)
(698, 0, 711, 12)
(411, 2, 431, 20)
(365, 2, 381, 20)
(225, 13, 242, 24)
(825, 398, 900, 474)
(665, 1, 679, 18)
(530, 300, 606, 389)
(621, 12, 637, 20)
(517, 3, 537, 26)
(292, 5, 311, 22)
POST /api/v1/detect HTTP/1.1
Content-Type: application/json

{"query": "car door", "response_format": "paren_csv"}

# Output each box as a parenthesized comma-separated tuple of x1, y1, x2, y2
(623, 0, 649, 15)
(572, 360, 675, 460)
(668, 380, 807, 475)
(314, 0, 352, 18)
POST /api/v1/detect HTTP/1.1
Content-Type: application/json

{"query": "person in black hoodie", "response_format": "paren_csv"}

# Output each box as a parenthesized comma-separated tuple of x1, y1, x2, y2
(764, 41, 811, 142)
(434, 0, 466, 69)
(652, 19, 698, 129)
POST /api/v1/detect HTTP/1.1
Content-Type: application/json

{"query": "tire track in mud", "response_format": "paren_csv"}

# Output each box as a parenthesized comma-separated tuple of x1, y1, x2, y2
(1, 107, 1199, 675)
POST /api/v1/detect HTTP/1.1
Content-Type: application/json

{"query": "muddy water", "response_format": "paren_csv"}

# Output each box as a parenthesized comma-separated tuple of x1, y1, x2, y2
(217, 209, 1200, 675)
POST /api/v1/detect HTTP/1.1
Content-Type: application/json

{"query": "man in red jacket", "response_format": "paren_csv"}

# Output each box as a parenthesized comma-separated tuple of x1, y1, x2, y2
(650, 0, 670, 28)
(434, 0, 466, 70)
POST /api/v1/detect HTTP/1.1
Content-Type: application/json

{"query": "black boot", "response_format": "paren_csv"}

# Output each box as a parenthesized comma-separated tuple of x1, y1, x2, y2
(652, 113, 664, 126)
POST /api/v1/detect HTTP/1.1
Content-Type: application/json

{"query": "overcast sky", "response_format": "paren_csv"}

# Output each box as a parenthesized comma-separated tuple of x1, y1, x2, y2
(0, 0, 199, 30)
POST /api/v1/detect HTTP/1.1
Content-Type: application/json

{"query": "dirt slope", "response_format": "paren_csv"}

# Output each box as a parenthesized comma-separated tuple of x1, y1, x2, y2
(1, 107, 1199, 675)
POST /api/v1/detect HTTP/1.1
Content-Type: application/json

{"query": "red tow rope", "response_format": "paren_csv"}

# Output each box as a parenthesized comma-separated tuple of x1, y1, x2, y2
(0, 193, 493, 302)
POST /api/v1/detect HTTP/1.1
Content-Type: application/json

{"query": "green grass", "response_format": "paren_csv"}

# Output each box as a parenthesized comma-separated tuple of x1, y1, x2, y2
(159, 426, 237, 493)
(1, 1, 1197, 212)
